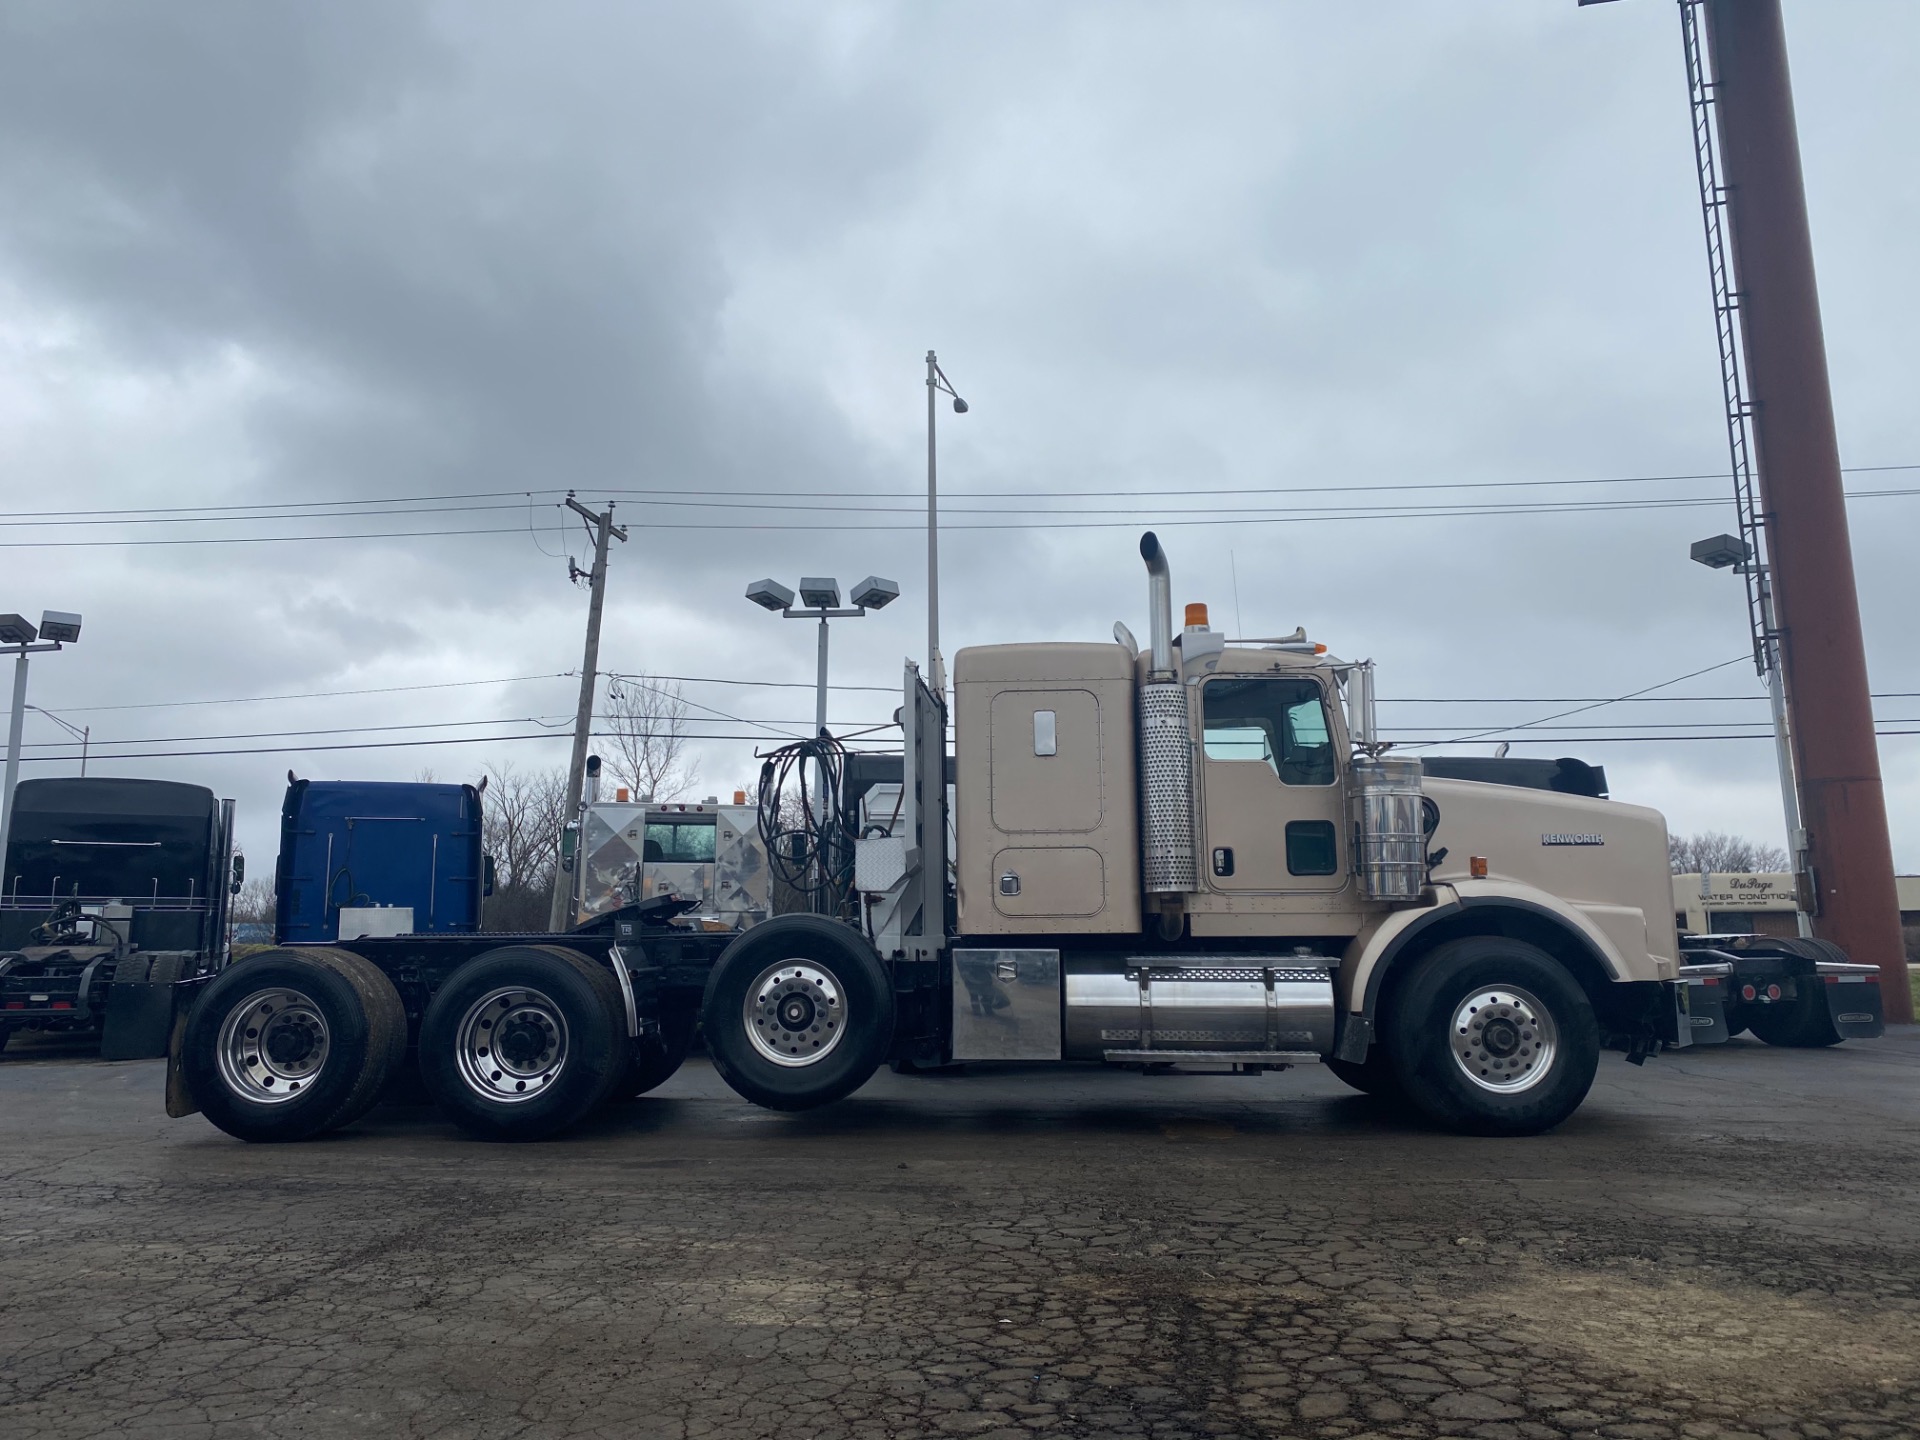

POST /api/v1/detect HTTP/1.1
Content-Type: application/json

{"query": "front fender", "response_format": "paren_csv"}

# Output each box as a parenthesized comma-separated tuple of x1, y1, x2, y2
(1338, 881, 1646, 1056)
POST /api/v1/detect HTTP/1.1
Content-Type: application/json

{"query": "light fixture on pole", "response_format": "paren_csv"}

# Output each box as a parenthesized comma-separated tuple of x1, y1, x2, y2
(925, 350, 968, 697)
(1691, 533, 1810, 936)
(744, 573, 900, 908)
(0, 609, 84, 877)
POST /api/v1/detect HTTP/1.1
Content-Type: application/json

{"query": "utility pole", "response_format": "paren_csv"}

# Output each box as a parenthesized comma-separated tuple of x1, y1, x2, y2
(547, 495, 627, 931)
(1692, 0, 1910, 1019)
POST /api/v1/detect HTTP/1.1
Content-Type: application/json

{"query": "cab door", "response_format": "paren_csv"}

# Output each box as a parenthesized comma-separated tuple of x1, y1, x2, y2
(1198, 674, 1347, 894)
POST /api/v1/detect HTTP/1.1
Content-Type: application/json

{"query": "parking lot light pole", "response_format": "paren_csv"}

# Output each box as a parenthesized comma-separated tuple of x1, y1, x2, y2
(0, 609, 84, 876)
(745, 576, 900, 907)
(926, 352, 968, 697)
(1691, 535, 1811, 936)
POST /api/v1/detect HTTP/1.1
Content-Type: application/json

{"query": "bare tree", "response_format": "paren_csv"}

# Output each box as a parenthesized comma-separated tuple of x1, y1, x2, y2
(230, 875, 275, 925)
(601, 673, 699, 802)
(1669, 830, 1789, 875)
(480, 761, 571, 930)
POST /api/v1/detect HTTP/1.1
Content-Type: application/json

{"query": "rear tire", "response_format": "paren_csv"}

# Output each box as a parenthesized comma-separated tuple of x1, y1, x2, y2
(1726, 938, 1847, 1048)
(701, 915, 892, 1112)
(419, 945, 626, 1140)
(1745, 988, 1842, 1048)
(610, 996, 698, 1101)
(183, 947, 406, 1143)
(1387, 937, 1599, 1137)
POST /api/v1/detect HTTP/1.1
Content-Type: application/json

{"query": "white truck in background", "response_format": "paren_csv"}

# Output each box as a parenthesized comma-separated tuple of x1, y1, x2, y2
(571, 796, 771, 933)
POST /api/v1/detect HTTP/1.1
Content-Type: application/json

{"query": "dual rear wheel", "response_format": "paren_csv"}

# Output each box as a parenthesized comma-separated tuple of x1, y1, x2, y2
(418, 944, 629, 1140)
(189, 943, 643, 1143)
(183, 948, 408, 1143)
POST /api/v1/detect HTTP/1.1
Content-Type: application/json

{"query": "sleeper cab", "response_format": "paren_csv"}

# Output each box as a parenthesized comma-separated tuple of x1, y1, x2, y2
(953, 642, 1142, 935)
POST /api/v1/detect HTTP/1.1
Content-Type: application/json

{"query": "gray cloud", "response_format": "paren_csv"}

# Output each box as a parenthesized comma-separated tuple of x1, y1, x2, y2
(1, 0, 1914, 874)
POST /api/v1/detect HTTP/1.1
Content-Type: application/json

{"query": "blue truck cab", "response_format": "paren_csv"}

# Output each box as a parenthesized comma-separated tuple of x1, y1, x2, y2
(275, 780, 488, 943)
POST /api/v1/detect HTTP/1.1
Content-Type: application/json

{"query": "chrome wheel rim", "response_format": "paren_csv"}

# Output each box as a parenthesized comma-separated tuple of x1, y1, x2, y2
(1450, 985, 1557, 1094)
(217, 987, 331, 1105)
(455, 987, 569, 1104)
(744, 959, 846, 1068)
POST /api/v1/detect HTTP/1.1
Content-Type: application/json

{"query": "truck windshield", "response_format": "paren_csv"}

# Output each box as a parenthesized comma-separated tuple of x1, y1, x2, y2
(1201, 676, 1337, 786)
(644, 821, 717, 864)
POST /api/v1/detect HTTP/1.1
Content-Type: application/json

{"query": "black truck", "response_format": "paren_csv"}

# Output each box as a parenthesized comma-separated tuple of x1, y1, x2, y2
(0, 777, 239, 1058)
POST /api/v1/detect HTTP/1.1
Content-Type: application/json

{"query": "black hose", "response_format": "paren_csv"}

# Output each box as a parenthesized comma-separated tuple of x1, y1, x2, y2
(756, 733, 857, 917)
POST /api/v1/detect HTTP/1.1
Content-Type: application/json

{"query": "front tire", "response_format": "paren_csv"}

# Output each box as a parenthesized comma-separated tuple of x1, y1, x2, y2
(419, 945, 627, 1140)
(701, 915, 892, 1112)
(1387, 937, 1599, 1137)
(1325, 1051, 1404, 1102)
(183, 947, 407, 1143)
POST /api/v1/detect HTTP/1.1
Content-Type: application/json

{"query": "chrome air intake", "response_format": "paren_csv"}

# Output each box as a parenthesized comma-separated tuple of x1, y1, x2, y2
(1137, 532, 1195, 894)
(1351, 756, 1425, 902)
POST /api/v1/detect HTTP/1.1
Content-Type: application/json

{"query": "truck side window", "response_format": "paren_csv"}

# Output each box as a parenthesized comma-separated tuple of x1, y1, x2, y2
(1202, 677, 1337, 786)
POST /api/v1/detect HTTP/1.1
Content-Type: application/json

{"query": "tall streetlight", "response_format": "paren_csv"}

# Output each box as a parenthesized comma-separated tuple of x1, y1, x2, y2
(1690, 533, 1811, 936)
(0, 609, 84, 876)
(925, 351, 968, 696)
(746, 574, 900, 907)
(28, 706, 89, 776)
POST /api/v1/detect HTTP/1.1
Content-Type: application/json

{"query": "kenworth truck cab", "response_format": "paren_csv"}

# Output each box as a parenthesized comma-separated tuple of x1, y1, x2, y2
(683, 532, 1875, 1138)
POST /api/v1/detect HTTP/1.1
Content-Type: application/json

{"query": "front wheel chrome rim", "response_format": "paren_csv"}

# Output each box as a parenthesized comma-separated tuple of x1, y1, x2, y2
(217, 987, 331, 1105)
(454, 987, 570, 1104)
(744, 960, 846, 1068)
(1450, 985, 1557, 1094)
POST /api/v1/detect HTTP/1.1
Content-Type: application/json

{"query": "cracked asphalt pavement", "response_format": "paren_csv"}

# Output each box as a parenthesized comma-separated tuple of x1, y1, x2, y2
(3, 1030, 1919, 1440)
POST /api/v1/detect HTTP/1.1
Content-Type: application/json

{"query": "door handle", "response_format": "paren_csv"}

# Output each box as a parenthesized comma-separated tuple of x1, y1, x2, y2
(1212, 846, 1235, 877)
(995, 959, 1017, 982)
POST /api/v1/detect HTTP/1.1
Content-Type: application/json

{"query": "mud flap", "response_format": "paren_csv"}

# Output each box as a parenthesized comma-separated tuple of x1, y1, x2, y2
(163, 979, 211, 1118)
(100, 981, 178, 1060)
(1678, 966, 1731, 1045)
(1819, 963, 1885, 1040)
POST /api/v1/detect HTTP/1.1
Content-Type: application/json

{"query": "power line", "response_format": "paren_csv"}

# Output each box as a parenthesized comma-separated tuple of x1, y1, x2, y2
(41, 672, 575, 714)
(1425, 730, 1920, 745)
(1407, 656, 1754, 749)
(4, 487, 1918, 546)
(6, 461, 1917, 521)
(17, 724, 1918, 767)
(16, 712, 898, 751)
(606, 669, 899, 695)
(13, 728, 906, 764)
(1383, 691, 1920, 703)
(32, 706, 1911, 753)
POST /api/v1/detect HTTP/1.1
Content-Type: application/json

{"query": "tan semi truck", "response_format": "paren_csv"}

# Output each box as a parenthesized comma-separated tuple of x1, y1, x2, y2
(163, 530, 1881, 1145)
(695, 531, 1864, 1137)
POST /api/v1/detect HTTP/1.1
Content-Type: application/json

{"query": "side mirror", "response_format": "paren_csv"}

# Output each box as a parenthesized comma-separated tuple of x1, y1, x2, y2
(482, 854, 496, 898)
(230, 853, 245, 895)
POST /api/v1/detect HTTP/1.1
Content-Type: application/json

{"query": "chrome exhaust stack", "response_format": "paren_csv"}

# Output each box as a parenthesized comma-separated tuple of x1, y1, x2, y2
(1137, 532, 1195, 898)
(1140, 531, 1175, 678)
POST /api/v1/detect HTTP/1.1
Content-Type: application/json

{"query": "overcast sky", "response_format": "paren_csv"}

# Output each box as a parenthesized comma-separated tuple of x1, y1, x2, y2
(3, 0, 1916, 877)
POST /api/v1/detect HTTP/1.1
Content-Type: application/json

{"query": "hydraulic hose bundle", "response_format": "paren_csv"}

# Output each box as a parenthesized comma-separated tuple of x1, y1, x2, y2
(755, 733, 857, 916)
